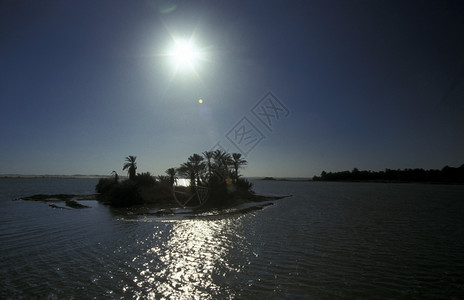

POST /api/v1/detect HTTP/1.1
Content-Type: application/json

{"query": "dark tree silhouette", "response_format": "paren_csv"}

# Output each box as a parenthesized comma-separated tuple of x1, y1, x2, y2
(97, 149, 256, 208)
(111, 170, 119, 182)
(231, 153, 247, 181)
(187, 153, 206, 185)
(177, 162, 196, 188)
(312, 164, 464, 183)
(165, 168, 177, 186)
(122, 155, 137, 180)
(202, 151, 214, 176)
(157, 175, 171, 185)
(135, 172, 156, 187)
(213, 150, 232, 179)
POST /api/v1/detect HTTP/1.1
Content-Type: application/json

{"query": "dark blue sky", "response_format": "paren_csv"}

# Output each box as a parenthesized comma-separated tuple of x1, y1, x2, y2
(1, 0, 463, 177)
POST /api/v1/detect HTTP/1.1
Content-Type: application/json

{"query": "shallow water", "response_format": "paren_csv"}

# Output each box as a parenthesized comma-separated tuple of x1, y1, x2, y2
(1, 178, 463, 298)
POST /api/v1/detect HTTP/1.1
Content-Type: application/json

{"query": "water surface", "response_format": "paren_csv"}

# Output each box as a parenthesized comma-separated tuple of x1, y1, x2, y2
(1, 178, 463, 298)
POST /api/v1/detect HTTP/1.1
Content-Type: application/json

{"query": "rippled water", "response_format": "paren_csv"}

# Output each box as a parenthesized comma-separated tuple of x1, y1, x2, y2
(1, 178, 463, 298)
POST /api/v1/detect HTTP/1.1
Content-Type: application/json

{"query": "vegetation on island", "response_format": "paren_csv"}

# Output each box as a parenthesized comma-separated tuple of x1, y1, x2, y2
(96, 151, 253, 208)
(312, 164, 464, 184)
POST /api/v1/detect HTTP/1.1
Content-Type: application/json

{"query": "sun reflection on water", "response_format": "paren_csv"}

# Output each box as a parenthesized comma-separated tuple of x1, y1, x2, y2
(126, 218, 247, 299)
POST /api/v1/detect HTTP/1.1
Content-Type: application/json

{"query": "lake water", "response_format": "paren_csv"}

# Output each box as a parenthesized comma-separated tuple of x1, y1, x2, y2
(1, 178, 463, 299)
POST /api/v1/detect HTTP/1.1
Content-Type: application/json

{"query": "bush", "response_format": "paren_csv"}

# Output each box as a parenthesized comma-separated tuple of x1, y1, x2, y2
(201, 177, 254, 208)
(235, 178, 254, 192)
(107, 180, 143, 207)
(135, 172, 156, 187)
(96, 178, 118, 194)
(138, 184, 174, 205)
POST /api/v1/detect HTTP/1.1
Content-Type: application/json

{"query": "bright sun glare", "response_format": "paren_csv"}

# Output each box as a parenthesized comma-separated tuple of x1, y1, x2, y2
(170, 40, 200, 71)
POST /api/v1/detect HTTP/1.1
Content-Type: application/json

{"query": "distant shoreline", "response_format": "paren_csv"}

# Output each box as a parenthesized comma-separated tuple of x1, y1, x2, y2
(317, 180, 464, 185)
(260, 177, 464, 185)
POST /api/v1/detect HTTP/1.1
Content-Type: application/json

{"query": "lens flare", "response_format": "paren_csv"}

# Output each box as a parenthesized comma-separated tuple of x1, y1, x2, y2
(170, 40, 200, 71)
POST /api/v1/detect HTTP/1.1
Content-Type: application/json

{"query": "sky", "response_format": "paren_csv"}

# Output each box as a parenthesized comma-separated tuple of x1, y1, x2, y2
(1, 0, 463, 177)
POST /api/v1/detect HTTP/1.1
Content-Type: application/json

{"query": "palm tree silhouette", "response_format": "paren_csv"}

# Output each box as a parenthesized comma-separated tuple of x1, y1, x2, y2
(178, 161, 196, 192)
(202, 151, 214, 176)
(165, 168, 178, 186)
(231, 153, 247, 181)
(187, 154, 206, 185)
(111, 170, 119, 182)
(122, 155, 137, 180)
(213, 150, 232, 179)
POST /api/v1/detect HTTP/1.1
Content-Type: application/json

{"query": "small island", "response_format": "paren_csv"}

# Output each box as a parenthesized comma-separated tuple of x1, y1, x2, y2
(18, 151, 290, 214)
(94, 150, 289, 212)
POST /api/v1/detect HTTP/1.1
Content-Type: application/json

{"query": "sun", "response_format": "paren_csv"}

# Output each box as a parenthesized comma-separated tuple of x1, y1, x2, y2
(169, 39, 200, 71)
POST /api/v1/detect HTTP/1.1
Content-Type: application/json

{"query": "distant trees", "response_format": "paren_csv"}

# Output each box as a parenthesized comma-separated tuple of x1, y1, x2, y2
(312, 164, 464, 183)
(122, 156, 137, 180)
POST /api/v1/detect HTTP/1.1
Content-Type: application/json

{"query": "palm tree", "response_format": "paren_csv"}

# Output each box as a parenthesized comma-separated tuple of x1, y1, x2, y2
(165, 168, 177, 186)
(231, 153, 247, 181)
(202, 151, 214, 176)
(157, 175, 171, 185)
(111, 170, 119, 182)
(187, 154, 206, 185)
(122, 155, 137, 180)
(213, 150, 232, 179)
(178, 162, 196, 191)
